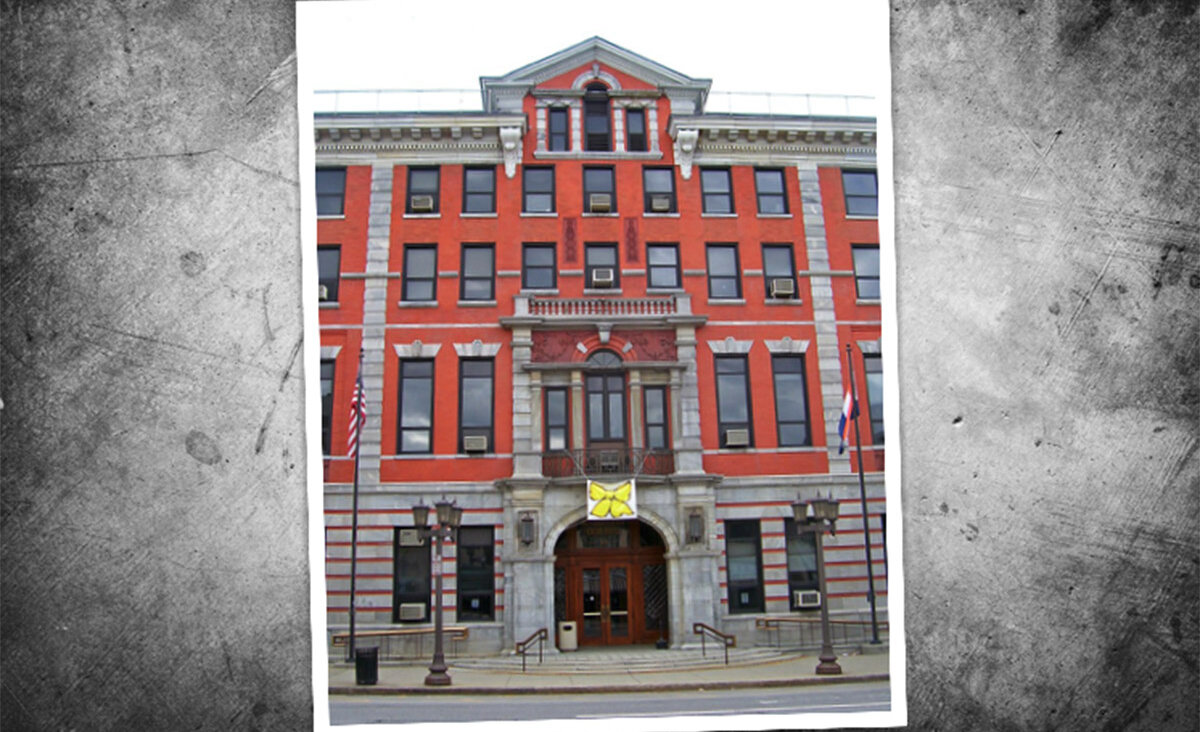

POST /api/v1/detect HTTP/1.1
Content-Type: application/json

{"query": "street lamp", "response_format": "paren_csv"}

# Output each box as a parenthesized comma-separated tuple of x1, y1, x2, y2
(412, 498, 462, 686)
(792, 493, 842, 675)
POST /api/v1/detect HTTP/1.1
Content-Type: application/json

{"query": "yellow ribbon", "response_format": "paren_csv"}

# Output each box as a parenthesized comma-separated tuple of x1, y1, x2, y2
(589, 480, 634, 518)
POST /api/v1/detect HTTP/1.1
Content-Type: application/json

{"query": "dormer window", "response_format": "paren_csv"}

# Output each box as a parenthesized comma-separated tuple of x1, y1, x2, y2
(584, 83, 611, 152)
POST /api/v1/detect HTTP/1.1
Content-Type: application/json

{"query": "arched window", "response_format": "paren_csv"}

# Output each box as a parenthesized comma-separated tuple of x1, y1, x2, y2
(585, 349, 624, 442)
(584, 83, 611, 152)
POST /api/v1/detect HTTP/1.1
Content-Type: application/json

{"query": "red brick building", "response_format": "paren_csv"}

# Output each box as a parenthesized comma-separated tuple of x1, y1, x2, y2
(315, 37, 885, 653)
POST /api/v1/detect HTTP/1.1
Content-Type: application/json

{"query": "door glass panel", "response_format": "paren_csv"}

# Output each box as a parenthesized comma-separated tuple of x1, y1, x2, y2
(609, 566, 629, 637)
(582, 569, 602, 638)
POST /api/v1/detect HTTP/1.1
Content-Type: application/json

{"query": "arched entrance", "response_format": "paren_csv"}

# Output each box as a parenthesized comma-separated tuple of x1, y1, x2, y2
(554, 519, 668, 646)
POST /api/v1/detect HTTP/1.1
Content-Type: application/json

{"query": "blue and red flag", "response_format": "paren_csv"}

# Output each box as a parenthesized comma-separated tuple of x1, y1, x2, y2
(837, 391, 858, 454)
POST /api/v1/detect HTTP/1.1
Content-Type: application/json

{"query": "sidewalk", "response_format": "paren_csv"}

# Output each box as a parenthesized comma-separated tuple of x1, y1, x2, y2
(329, 648, 890, 696)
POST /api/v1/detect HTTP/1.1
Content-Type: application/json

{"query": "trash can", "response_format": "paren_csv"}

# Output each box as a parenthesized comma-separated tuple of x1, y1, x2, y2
(557, 621, 578, 651)
(355, 647, 379, 685)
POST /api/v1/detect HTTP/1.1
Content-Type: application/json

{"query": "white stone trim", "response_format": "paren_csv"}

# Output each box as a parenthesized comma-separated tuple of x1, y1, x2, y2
(392, 341, 442, 359)
(764, 337, 811, 354)
(706, 337, 753, 355)
(454, 340, 503, 358)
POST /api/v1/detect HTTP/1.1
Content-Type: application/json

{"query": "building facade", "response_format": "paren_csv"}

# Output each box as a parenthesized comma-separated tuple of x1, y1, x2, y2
(316, 38, 886, 654)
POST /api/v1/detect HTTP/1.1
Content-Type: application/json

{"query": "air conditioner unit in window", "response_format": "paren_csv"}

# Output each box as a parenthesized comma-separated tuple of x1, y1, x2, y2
(318, 284, 330, 301)
(770, 278, 795, 298)
(724, 428, 750, 447)
(589, 193, 612, 213)
(590, 268, 614, 288)
(398, 603, 426, 621)
(410, 194, 434, 212)
(794, 589, 822, 609)
(463, 435, 489, 453)
(650, 195, 671, 212)
(398, 528, 424, 547)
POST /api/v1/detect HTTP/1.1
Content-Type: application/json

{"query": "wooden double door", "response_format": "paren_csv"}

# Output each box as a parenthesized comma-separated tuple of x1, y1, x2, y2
(555, 521, 668, 646)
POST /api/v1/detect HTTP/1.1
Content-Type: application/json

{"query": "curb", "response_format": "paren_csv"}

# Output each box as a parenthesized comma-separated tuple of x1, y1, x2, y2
(330, 673, 890, 696)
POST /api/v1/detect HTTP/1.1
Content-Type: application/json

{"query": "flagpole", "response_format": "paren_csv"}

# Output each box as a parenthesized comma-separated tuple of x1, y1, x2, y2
(846, 344, 881, 644)
(347, 351, 364, 662)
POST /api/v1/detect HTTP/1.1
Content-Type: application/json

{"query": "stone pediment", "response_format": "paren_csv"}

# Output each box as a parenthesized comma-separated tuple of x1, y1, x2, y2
(480, 36, 711, 114)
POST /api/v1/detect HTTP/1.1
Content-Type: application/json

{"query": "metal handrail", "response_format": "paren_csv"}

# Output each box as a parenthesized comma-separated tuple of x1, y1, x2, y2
(515, 628, 548, 672)
(692, 623, 736, 665)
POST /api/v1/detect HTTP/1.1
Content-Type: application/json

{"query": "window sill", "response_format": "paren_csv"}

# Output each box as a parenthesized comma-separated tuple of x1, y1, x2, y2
(520, 212, 558, 218)
(457, 300, 498, 307)
(404, 213, 441, 219)
(461, 212, 498, 218)
(397, 301, 439, 308)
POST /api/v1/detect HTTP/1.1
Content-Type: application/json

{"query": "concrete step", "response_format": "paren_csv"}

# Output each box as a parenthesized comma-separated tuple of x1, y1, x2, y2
(452, 647, 788, 673)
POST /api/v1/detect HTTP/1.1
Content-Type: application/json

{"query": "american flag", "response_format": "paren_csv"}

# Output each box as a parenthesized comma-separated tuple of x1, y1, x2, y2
(347, 371, 367, 458)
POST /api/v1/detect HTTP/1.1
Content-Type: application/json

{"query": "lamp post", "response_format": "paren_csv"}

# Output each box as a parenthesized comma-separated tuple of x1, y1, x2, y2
(412, 498, 462, 686)
(792, 494, 842, 675)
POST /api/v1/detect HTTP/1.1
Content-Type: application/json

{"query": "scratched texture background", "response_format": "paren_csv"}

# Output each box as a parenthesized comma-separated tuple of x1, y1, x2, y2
(1, 1, 1196, 730)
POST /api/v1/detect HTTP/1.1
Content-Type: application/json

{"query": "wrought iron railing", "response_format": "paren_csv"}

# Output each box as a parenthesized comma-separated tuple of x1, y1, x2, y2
(755, 617, 889, 650)
(542, 448, 674, 478)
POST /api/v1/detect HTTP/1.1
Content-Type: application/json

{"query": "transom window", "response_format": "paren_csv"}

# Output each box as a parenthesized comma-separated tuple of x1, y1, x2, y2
(460, 244, 495, 301)
(523, 167, 555, 213)
(522, 243, 556, 290)
(842, 170, 878, 216)
(406, 167, 440, 213)
(643, 167, 676, 213)
(706, 244, 742, 299)
(754, 169, 788, 214)
(853, 246, 881, 299)
(700, 168, 733, 214)
(463, 167, 496, 213)
(646, 243, 680, 289)
(402, 244, 437, 301)
(316, 167, 346, 216)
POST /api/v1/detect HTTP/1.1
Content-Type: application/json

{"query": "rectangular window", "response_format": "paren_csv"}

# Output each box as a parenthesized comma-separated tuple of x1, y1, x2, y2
(700, 168, 733, 214)
(523, 166, 555, 213)
(397, 359, 434, 454)
(646, 243, 680, 289)
(460, 244, 495, 301)
(714, 355, 752, 447)
(320, 359, 335, 455)
(864, 354, 884, 444)
(406, 167, 440, 213)
(463, 167, 496, 213)
(642, 167, 676, 213)
(521, 243, 556, 290)
(585, 243, 619, 289)
(548, 107, 569, 151)
(762, 243, 796, 299)
(402, 244, 437, 301)
(316, 167, 346, 216)
(783, 518, 819, 608)
(626, 109, 647, 152)
(754, 169, 788, 214)
(706, 244, 741, 299)
(772, 355, 810, 446)
(459, 359, 494, 452)
(545, 388, 569, 451)
(393, 529, 431, 623)
(317, 245, 340, 302)
(842, 170, 878, 217)
(456, 526, 495, 621)
(725, 520, 764, 614)
(853, 246, 881, 300)
(583, 167, 616, 213)
(644, 386, 669, 450)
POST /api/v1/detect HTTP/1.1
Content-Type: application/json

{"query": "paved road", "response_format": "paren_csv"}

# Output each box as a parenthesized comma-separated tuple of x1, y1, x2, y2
(330, 681, 891, 725)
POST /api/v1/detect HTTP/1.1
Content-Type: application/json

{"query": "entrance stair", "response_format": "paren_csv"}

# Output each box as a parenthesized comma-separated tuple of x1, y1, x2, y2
(452, 645, 789, 674)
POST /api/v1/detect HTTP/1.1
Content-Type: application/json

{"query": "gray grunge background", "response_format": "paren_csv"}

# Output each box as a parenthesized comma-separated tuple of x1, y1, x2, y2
(2, 1, 1196, 729)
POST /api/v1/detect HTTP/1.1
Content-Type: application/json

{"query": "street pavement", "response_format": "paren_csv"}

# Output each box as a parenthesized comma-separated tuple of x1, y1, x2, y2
(328, 646, 890, 696)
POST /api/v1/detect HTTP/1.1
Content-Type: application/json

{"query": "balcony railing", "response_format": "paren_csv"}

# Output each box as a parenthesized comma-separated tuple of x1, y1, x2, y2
(528, 296, 677, 318)
(542, 448, 675, 478)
